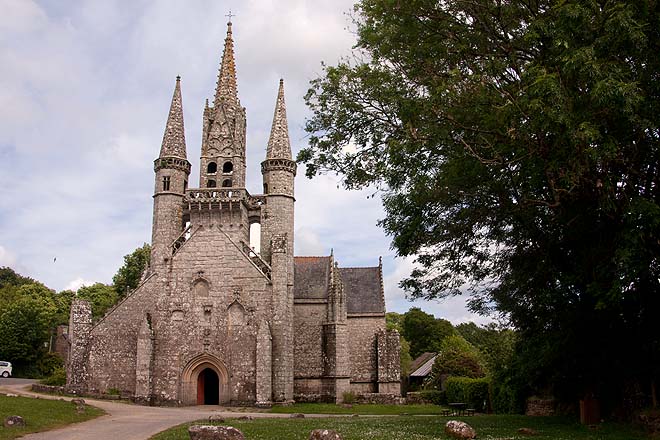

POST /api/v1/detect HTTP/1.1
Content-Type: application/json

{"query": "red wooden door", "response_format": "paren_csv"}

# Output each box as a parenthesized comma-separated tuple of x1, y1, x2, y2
(196, 372, 205, 405)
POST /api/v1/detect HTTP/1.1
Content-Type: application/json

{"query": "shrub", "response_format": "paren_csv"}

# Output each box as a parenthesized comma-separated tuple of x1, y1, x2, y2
(342, 391, 357, 404)
(490, 380, 524, 414)
(107, 387, 121, 396)
(445, 376, 490, 412)
(37, 352, 64, 377)
(41, 367, 66, 386)
(418, 389, 447, 405)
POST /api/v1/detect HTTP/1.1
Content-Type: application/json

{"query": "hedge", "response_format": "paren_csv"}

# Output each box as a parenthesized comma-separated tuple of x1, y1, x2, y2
(445, 376, 490, 412)
(418, 389, 447, 405)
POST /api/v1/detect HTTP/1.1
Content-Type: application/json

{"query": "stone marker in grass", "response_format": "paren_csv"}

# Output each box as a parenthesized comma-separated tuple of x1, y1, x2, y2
(188, 425, 244, 440)
(444, 420, 477, 439)
(4, 415, 26, 428)
(309, 429, 343, 440)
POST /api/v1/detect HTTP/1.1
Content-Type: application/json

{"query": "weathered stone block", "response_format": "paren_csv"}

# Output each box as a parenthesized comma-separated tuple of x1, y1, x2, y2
(309, 429, 343, 440)
(188, 425, 244, 440)
(444, 420, 477, 439)
(4, 415, 25, 428)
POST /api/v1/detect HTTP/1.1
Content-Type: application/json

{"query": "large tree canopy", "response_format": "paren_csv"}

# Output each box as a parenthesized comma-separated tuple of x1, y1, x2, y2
(301, 0, 660, 409)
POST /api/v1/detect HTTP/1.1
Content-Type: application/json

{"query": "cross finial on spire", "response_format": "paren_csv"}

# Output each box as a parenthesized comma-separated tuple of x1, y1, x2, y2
(213, 19, 239, 107)
(226, 10, 235, 24)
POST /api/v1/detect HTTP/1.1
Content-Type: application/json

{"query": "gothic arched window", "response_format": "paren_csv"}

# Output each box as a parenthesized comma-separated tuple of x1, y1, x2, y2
(222, 179, 232, 188)
(222, 161, 233, 174)
(207, 179, 217, 188)
(207, 162, 217, 173)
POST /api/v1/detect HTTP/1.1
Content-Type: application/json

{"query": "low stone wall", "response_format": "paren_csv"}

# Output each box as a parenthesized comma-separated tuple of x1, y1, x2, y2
(32, 384, 66, 395)
(526, 397, 556, 416)
(31, 384, 122, 400)
(356, 393, 403, 405)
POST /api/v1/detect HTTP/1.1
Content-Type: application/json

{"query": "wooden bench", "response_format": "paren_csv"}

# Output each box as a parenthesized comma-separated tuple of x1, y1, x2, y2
(441, 409, 451, 416)
(466, 408, 475, 416)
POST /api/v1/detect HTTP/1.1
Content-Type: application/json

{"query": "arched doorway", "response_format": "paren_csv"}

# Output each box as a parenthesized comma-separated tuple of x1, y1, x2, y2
(196, 368, 220, 405)
(180, 353, 230, 405)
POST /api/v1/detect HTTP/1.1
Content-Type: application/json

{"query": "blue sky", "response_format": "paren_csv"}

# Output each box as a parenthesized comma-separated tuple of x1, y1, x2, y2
(0, 0, 491, 325)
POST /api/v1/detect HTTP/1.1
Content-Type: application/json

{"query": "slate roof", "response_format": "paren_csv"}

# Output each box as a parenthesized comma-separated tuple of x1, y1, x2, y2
(293, 257, 386, 315)
(340, 267, 384, 315)
(409, 352, 438, 378)
(293, 257, 330, 299)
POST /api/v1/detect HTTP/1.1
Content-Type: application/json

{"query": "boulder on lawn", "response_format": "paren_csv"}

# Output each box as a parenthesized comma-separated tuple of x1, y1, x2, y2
(444, 420, 477, 439)
(188, 425, 245, 440)
(208, 415, 225, 423)
(4, 415, 25, 428)
(309, 429, 344, 440)
(291, 413, 305, 418)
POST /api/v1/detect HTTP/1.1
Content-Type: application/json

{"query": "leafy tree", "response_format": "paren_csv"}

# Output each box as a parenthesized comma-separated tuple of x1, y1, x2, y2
(301, 0, 660, 409)
(112, 243, 150, 297)
(0, 294, 55, 366)
(427, 335, 487, 388)
(401, 308, 454, 359)
(76, 283, 119, 320)
(385, 311, 404, 332)
(456, 322, 516, 375)
(0, 267, 34, 289)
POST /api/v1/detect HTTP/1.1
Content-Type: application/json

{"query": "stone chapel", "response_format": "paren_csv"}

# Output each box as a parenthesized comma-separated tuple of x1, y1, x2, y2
(66, 21, 400, 406)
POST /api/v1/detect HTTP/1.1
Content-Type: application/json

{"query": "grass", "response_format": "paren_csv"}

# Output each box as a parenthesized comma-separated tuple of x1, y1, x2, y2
(0, 394, 104, 440)
(269, 402, 444, 415)
(151, 415, 650, 440)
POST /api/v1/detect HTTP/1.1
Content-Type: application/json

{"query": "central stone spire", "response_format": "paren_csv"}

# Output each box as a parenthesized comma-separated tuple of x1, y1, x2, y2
(214, 22, 238, 107)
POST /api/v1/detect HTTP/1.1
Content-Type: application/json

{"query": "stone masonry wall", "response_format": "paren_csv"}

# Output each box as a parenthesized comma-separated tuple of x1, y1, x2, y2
(293, 302, 325, 379)
(85, 277, 158, 395)
(151, 226, 271, 405)
(347, 316, 385, 386)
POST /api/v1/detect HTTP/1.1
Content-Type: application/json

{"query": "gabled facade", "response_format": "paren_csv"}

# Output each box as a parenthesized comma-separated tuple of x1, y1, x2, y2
(66, 21, 400, 406)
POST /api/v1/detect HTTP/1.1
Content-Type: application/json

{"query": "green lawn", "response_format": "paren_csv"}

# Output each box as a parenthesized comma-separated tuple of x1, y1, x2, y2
(151, 415, 649, 440)
(269, 402, 443, 415)
(0, 394, 104, 440)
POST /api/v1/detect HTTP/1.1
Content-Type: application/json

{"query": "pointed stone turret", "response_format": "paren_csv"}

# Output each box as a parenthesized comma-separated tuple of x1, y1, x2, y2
(266, 79, 292, 160)
(151, 76, 191, 269)
(214, 22, 238, 107)
(260, 79, 297, 403)
(159, 76, 187, 159)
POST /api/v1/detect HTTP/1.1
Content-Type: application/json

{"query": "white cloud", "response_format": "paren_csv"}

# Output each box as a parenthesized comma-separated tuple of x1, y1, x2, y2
(64, 277, 95, 292)
(0, 245, 17, 267)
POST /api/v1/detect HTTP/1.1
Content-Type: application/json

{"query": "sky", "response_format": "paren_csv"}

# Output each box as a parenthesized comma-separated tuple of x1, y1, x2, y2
(0, 0, 491, 325)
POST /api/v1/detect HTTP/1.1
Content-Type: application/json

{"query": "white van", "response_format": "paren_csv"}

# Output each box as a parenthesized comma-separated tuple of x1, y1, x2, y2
(0, 361, 12, 377)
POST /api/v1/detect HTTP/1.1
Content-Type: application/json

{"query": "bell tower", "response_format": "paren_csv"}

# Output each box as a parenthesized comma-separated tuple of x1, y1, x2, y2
(199, 21, 246, 190)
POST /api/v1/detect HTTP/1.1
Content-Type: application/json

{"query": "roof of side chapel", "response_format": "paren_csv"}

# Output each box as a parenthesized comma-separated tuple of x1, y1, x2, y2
(293, 257, 385, 314)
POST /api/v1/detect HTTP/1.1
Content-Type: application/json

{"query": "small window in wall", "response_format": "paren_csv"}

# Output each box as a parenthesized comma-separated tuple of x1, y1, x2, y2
(207, 179, 217, 188)
(222, 161, 233, 174)
(184, 180, 188, 191)
(163, 176, 171, 191)
(263, 183, 268, 194)
(207, 162, 217, 173)
(222, 179, 232, 188)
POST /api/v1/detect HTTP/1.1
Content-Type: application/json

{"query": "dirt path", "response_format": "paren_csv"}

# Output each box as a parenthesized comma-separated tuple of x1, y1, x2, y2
(0, 380, 291, 440)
